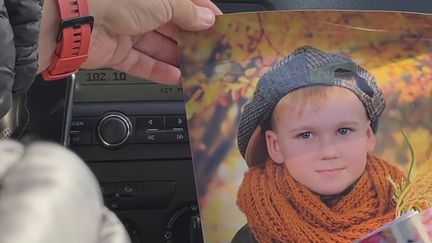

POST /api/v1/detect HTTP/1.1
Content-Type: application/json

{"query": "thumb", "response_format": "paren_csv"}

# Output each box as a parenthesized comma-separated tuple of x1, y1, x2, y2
(169, 0, 217, 31)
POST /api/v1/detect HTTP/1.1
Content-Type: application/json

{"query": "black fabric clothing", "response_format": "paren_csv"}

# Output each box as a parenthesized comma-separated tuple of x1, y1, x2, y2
(231, 224, 258, 243)
(0, 0, 42, 118)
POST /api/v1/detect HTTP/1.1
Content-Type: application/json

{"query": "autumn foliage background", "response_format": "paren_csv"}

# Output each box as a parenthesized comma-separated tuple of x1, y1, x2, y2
(179, 11, 432, 243)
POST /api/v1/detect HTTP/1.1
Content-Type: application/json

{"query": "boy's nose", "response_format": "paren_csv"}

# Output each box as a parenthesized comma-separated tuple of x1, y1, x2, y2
(319, 140, 339, 160)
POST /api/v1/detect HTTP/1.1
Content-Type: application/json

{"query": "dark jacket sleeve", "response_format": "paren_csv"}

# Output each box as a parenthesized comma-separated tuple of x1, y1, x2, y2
(5, 0, 42, 95)
(0, 0, 16, 118)
(231, 224, 258, 243)
(0, 0, 42, 118)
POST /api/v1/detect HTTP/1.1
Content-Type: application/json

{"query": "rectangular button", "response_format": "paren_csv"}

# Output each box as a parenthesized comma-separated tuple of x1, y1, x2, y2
(106, 181, 176, 210)
(69, 130, 91, 145)
(136, 130, 166, 143)
(71, 118, 91, 131)
(101, 183, 116, 197)
(136, 116, 165, 129)
(165, 116, 187, 128)
(116, 183, 142, 197)
(141, 181, 176, 209)
(111, 183, 143, 210)
(163, 130, 189, 143)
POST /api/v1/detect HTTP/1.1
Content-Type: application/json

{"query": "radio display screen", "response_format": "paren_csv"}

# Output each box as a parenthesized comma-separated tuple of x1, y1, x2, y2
(74, 69, 183, 102)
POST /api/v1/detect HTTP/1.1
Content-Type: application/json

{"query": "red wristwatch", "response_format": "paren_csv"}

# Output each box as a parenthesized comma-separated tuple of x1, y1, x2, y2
(42, 0, 94, 80)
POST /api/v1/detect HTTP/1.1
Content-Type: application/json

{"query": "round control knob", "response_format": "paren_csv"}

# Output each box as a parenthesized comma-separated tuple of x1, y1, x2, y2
(97, 113, 132, 148)
(164, 204, 203, 243)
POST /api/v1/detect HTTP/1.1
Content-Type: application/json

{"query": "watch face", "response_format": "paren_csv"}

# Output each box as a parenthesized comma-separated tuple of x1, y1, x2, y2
(20, 74, 73, 145)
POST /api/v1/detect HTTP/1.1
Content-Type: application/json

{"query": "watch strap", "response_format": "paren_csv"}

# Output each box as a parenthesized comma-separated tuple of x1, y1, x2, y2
(42, 0, 93, 80)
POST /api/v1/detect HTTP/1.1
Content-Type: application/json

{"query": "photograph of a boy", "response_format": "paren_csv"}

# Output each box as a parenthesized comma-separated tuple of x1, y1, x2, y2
(233, 45, 406, 242)
(178, 11, 432, 243)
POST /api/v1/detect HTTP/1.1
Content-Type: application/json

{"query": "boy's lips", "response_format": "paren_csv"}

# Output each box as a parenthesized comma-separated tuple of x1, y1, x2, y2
(316, 167, 345, 173)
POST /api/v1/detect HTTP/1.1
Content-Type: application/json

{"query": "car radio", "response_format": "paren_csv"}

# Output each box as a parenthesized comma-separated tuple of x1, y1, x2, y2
(66, 1, 284, 242)
(70, 69, 191, 160)
(70, 69, 199, 243)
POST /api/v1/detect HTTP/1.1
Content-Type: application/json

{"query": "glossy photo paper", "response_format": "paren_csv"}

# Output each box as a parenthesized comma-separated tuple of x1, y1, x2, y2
(179, 11, 432, 243)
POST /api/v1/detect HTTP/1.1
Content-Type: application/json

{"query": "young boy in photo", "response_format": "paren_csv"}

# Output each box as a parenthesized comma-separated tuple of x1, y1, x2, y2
(232, 46, 406, 243)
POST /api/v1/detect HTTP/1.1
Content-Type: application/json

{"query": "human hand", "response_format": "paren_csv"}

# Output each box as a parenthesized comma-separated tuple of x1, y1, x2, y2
(38, 0, 222, 85)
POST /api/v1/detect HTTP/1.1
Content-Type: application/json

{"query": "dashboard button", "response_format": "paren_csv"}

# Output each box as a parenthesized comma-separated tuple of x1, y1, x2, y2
(71, 118, 91, 130)
(70, 130, 91, 145)
(136, 116, 165, 129)
(101, 183, 116, 197)
(136, 130, 166, 143)
(165, 116, 187, 128)
(116, 183, 142, 197)
(163, 130, 189, 143)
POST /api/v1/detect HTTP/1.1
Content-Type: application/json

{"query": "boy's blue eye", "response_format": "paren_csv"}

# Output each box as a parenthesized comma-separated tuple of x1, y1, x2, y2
(338, 128, 352, 135)
(297, 132, 312, 139)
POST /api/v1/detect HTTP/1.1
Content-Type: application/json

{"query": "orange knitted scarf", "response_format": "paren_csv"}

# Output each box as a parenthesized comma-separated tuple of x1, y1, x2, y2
(237, 154, 406, 243)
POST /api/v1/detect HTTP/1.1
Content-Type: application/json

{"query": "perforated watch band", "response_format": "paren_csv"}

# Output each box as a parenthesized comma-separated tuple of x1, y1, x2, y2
(42, 0, 94, 80)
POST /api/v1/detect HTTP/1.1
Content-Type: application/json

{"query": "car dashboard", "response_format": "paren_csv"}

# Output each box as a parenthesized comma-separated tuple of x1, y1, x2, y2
(24, 1, 432, 242)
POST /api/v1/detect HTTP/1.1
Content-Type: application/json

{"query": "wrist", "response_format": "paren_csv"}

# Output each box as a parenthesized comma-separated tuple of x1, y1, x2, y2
(37, 0, 101, 77)
(37, 0, 59, 73)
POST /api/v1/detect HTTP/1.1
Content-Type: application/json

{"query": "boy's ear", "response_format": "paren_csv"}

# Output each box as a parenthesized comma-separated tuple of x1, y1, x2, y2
(265, 130, 285, 164)
(366, 123, 376, 152)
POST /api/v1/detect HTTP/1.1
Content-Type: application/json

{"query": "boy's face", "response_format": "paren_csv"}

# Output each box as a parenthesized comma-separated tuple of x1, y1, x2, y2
(265, 87, 376, 196)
